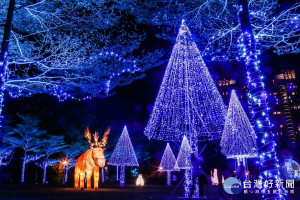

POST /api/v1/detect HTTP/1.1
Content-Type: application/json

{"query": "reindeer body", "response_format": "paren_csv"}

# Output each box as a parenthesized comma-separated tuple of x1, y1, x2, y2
(74, 128, 109, 190)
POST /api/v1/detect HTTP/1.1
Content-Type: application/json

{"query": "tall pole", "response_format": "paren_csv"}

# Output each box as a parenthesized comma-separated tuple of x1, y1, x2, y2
(116, 165, 119, 180)
(120, 165, 125, 187)
(167, 171, 171, 186)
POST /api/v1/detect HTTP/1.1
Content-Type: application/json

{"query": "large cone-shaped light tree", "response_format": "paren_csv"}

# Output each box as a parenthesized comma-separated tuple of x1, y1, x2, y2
(158, 143, 179, 186)
(144, 20, 226, 197)
(144, 19, 226, 149)
(220, 90, 257, 167)
(108, 126, 139, 187)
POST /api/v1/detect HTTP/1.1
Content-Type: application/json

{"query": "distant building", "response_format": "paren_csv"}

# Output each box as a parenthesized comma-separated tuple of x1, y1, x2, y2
(217, 78, 248, 104)
(270, 70, 300, 144)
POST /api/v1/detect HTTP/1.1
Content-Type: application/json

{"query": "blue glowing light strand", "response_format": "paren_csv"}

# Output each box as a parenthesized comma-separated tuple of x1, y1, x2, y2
(237, 1, 285, 199)
(220, 90, 258, 160)
(144, 20, 226, 147)
(22, 154, 45, 183)
(149, 1, 300, 62)
(0, 147, 13, 166)
(158, 143, 179, 186)
(108, 125, 139, 167)
(5, 51, 140, 102)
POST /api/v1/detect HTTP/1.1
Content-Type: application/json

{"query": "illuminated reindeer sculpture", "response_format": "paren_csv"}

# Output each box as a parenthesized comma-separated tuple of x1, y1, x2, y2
(74, 128, 110, 190)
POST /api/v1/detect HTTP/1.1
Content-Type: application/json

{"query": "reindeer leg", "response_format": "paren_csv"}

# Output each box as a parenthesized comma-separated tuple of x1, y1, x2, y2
(74, 170, 80, 189)
(86, 171, 92, 189)
(93, 166, 99, 190)
(80, 172, 85, 190)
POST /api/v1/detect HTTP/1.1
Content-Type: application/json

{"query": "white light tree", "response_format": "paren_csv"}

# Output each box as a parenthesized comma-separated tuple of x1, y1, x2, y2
(35, 135, 68, 184)
(144, 20, 226, 197)
(108, 126, 139, 187)
(220, 90, 257, 167)
(176, 136, 193, 197)
(158, 143, 179, 186)
(144, 19, 226, 150)
(6, 114, 46, 183)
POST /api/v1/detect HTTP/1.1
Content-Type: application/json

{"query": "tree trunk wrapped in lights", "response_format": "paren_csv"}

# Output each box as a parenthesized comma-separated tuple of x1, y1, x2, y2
(237, 1, 285, 199)
(108, 126, 139, 187)
(144, 20, 226, 197)
(158, 143, 179, 186)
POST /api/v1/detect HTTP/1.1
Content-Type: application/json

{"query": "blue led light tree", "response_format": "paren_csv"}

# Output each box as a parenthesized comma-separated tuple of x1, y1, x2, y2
(108, 126, 139, 187)
(220, 90, 257, 169)
(0, 146, 13, 167)
(0, 145, 14, 187)
(158, 143, 179, 186)
(144, 20, 226, 197)
(144, 19, 226, 150)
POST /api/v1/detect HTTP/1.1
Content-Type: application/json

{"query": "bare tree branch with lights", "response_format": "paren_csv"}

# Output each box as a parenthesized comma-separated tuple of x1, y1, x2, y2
(0, 0, 164, 129)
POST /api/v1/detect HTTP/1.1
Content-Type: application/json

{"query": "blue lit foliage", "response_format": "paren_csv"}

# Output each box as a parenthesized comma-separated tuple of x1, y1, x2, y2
(0, 145, 14, 166)
(220, 90, 257, 159)
(144, 20, 226, 148)
(138, 0, 300, 61)
(0, 0, 164, 103)
(60, 143, 86, 183)
(6, 114, 47, 183)
(35, 135, 68, 184)
(108, 126, 139, 167)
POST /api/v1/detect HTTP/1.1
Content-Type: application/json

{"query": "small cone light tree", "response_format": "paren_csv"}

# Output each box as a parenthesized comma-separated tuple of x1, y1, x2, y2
(221, 90, 257, 174)
(176, 136, 193, 197)
(158, 143, 179, 185)
(108, 126, 139, 187)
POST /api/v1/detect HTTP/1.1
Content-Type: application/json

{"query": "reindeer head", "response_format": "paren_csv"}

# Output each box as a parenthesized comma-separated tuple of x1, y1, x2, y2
(84, 127, 110, 167)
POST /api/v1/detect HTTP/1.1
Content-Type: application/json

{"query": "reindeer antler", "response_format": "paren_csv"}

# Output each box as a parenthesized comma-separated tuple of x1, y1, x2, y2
(99, 127, 110, 147)
(93, 132, 99, 146)
(84, 127, 92, 145)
